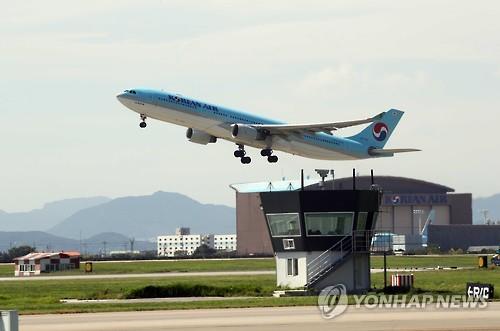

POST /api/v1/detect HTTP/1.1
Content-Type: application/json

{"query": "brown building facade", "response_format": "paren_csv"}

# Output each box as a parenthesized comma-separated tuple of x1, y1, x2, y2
(235, 192, 273, 255)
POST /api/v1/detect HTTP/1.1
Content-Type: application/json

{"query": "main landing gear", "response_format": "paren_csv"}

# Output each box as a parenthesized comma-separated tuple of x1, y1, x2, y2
(234, 146, 279, 164)
(139, 114, 147, 128)
(234, 145, 251, 164)
(261, 148, 278, 163)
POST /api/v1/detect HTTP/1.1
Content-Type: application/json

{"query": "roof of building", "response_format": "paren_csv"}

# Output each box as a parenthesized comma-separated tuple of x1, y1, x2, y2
(229, 179, 317, 193)
(231, 176, 455, 194)
(63, 251, 81, 257)
(13, 251, 81, 260)
(305, 176, 455, 194)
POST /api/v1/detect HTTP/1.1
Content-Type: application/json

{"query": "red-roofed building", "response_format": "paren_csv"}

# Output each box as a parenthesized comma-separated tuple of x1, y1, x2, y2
(13, 252, 81, 277)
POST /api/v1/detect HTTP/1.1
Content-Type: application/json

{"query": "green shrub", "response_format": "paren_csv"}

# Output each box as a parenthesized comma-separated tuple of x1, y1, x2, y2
(126, 283, 264, 299)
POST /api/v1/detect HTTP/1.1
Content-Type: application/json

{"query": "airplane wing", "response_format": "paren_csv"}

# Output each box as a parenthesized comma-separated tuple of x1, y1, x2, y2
(253, 112, 384, 135)
(369, 148, 421, 156)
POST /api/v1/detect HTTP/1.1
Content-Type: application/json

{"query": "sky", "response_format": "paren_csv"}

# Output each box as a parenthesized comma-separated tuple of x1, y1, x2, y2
(1, 0, 500, 213)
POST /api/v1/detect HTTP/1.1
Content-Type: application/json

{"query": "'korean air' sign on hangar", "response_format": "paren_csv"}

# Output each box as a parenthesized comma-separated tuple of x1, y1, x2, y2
(382, 194, 448, 206)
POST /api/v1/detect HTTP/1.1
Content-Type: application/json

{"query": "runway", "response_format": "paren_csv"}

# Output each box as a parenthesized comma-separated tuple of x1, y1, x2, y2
(20, 303, 500, 331)
(0, 270, 274, 281)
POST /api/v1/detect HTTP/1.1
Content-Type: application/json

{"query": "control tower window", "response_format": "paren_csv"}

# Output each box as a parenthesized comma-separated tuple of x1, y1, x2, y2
(356, 212, 368, 231)
(266, 213, 301, 237)
(371, 212, 379, 230)
(305, 212, 353, 236)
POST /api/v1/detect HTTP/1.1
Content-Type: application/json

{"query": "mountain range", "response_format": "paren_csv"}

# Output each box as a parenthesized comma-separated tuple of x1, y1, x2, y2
(0, 231, 156, 254)
(472, 193, 500, 223)
(49, 191, 235, 239)
(1, 190, 497, 253)
(0, 191, 235, 252)
(0, 197, 110, 231)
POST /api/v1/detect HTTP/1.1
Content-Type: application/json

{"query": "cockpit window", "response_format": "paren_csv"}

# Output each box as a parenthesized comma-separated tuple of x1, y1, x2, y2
(123, 90, 136, 94)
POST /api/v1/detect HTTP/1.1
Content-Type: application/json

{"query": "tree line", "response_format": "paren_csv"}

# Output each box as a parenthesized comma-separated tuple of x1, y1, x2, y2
(0, 245, 36, 263)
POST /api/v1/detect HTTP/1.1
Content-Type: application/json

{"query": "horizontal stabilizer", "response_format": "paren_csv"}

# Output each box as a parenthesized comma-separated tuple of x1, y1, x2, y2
(369, 148, 421, 156)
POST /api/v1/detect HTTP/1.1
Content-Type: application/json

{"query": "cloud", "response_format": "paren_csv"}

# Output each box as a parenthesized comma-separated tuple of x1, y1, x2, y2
(300, 65, 356, 90)
(2, 1, 500, 211)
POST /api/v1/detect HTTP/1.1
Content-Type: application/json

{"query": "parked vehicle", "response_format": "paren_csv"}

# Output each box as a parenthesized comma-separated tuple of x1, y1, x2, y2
(491, 251, 500, 267)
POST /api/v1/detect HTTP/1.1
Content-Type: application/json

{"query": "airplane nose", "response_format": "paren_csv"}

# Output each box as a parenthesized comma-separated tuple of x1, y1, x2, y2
(116, 92, 129, 106)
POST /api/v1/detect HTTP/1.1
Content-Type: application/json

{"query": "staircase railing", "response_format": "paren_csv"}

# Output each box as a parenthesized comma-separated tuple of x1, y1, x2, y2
(352, 230, 374, 253)
(306, 235, 353, 286)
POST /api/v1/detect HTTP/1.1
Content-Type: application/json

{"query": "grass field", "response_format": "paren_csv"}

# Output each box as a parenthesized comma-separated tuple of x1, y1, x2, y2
(372, 268, 499, 298)
(0, 274, 290, 314)
(370, 255, 480, 269)
(0, 255, 484, 278)
(1, 268, 498, 314)
(0, 256, 498, 314)
(0, 264, 12, 277)
(0, 258, 276, 278)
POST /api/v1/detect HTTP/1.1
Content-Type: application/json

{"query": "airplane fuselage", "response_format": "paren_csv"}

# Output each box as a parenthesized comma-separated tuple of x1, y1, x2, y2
(117, 89, 376, 161)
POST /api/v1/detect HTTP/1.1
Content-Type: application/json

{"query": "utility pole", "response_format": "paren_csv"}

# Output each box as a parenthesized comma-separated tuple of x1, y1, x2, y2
(383, 251, 387, 290)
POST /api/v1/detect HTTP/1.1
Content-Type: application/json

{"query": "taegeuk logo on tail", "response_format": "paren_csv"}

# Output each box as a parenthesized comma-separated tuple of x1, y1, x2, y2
(372, 123, 389, 141)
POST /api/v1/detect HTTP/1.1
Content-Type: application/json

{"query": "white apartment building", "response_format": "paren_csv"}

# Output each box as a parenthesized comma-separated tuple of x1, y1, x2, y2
(157, 232, 237, 257)
(157, 234, 202, 257)
(212, 234, 237, 251)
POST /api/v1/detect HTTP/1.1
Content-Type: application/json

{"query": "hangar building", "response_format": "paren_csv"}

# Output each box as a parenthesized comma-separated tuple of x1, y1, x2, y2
(13, 252, 81, 277)
(428, 224, 500, 251)
(233, 176, 473, 255)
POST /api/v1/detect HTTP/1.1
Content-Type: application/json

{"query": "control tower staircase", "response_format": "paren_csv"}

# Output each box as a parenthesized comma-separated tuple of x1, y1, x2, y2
(305, 232, 372, 289)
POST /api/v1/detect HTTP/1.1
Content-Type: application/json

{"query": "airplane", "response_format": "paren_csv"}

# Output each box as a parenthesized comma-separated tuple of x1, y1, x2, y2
(116, 88, 420, 164)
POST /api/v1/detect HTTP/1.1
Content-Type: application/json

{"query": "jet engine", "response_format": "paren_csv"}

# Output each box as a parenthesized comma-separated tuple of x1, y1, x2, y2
(186, 128, 217, 145)
(231, 124, 266, 141)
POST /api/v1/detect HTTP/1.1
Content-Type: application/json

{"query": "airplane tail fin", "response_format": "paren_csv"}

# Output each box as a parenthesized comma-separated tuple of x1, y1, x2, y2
(347, 109, 404, 149)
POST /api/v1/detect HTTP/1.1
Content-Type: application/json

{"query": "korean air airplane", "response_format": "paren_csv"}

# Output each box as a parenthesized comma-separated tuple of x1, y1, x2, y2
(116, 88, 419, 164)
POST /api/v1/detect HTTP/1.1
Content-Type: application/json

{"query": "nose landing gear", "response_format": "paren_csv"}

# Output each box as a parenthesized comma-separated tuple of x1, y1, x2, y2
(139, 114, 147, 128)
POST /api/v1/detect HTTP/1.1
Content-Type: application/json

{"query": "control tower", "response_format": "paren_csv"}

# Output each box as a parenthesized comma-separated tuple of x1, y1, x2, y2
(260, 182, 381, 293)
